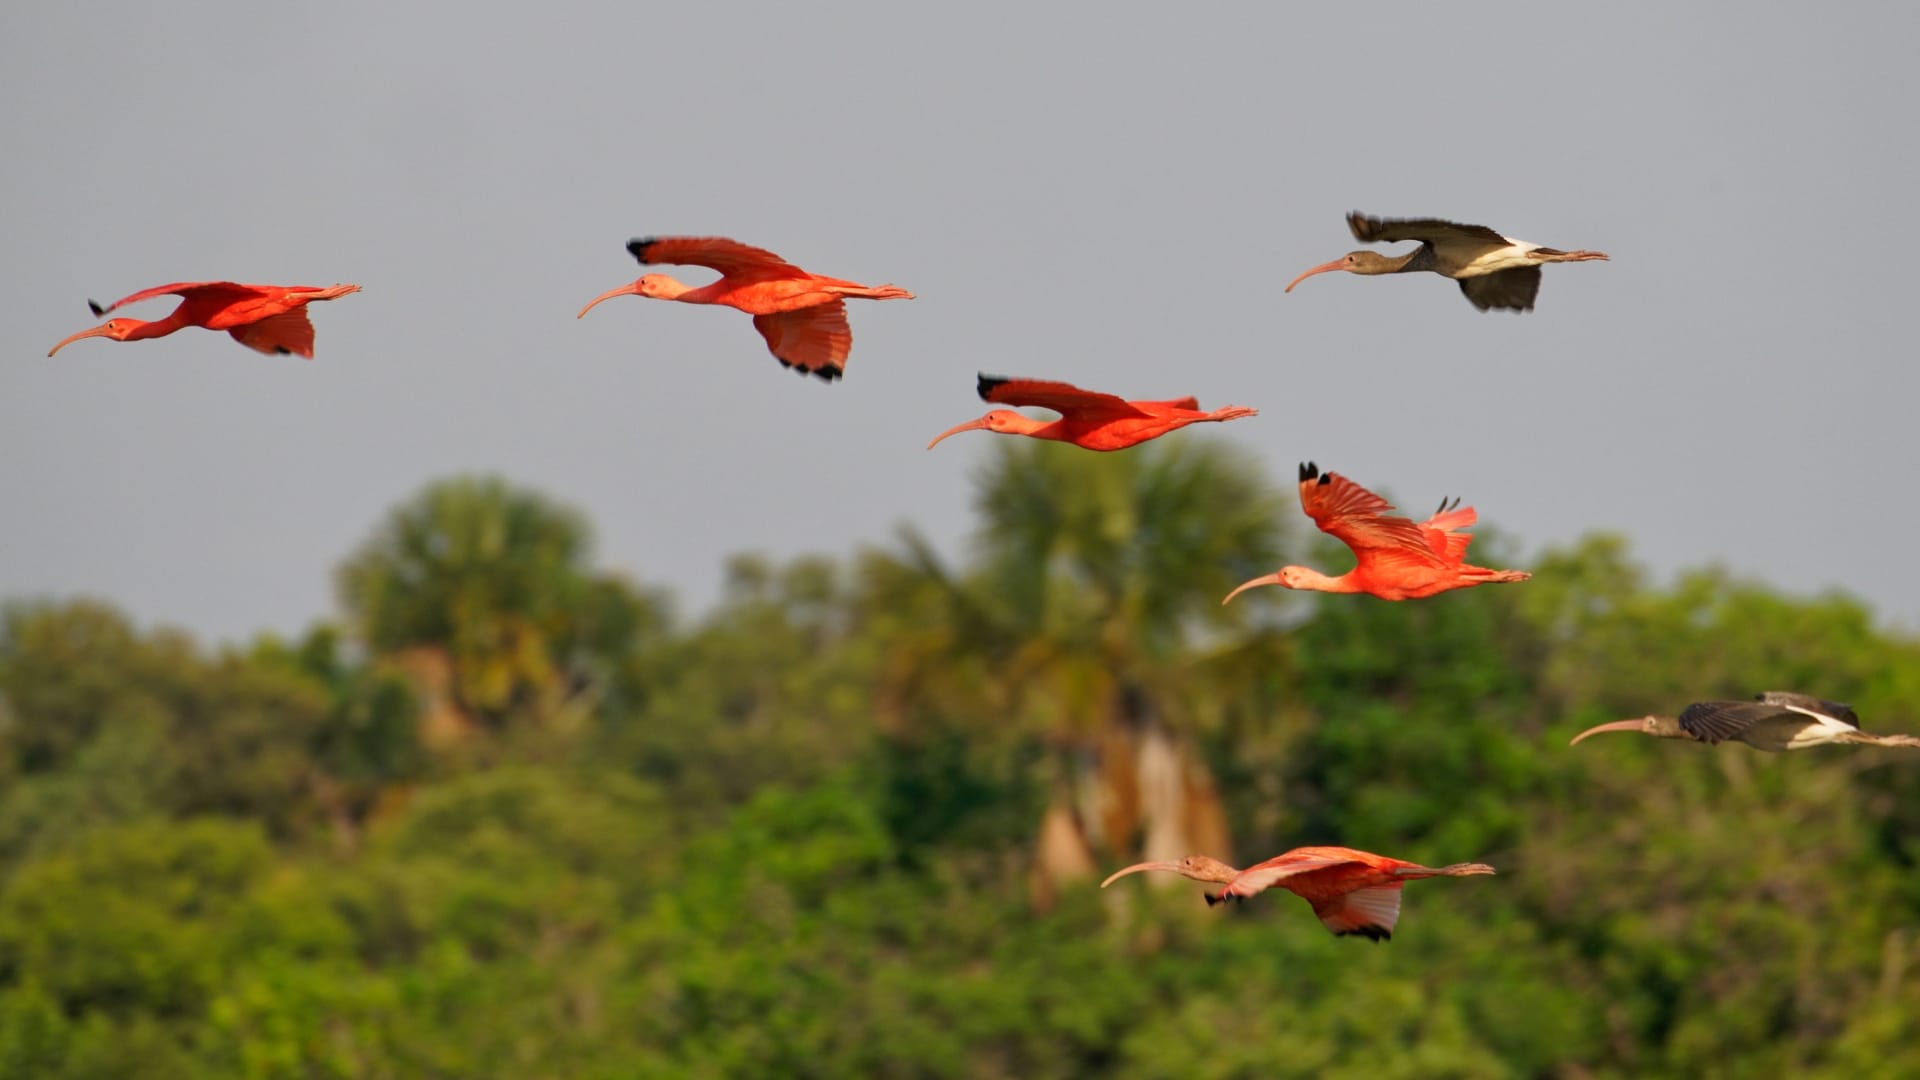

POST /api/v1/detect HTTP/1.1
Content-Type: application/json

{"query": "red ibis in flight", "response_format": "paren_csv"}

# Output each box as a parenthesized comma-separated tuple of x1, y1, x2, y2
(1286, 212, 1608, 312)
(48, 281, 361, 358)
(1569, 692, 1920, 753)
(1101, 846, 1497, 942)
(577, 236, 913, 381)
(1223, 462, 1530, 603)
(926, 375, 1257, 452)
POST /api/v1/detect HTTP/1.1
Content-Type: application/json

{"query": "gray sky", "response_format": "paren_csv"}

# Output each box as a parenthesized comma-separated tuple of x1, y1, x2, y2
(4, 5, 1917, 643)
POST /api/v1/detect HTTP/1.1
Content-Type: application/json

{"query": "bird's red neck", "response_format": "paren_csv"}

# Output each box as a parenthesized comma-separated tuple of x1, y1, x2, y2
(1290, 567, 1363, 594)
(1024, 417, 1078, 442)
(652, 276, 714, 303)
(117, 311, 193, 342)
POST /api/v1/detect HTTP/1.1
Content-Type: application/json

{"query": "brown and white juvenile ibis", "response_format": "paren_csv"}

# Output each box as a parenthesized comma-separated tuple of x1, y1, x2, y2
(1222, 462, 1531, 603)
(1286, 212, 1608, 312)
(1569, 692, 1920, 753)
(926, 374, 1257, 452)
(1100, 846, 1496, 942)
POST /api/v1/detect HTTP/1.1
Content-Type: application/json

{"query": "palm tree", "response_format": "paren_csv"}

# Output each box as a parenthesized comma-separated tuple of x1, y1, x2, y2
(336, 476, 655, 741)
(864, 439, 1291, 907)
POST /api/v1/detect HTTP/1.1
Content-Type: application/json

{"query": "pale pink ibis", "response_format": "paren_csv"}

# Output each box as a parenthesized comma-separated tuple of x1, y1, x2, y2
(1100, 845, 1496, 942)
(1286, 212, 1609, 312)
(1569, 691, 1920, 753)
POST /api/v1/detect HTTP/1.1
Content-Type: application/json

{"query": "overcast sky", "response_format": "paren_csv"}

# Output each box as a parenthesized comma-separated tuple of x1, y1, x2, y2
(3, 4, 1916, 643)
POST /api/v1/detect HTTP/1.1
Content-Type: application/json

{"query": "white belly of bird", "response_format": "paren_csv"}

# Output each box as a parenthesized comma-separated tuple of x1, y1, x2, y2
(1783, 708, 1860, 750)
(1748, 711, 1857, 751)
(1440, 236, 1539, 278)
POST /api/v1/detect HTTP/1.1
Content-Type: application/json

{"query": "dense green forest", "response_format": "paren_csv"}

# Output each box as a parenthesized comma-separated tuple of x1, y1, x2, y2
(3, 442, 1917, 1078)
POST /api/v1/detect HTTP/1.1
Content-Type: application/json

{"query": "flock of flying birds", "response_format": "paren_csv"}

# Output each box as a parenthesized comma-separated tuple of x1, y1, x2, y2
(47, 213, 1919, 943)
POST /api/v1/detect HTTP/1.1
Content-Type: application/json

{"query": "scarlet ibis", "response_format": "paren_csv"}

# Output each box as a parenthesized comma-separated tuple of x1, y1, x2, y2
(1285, 212, 1608, 312)
(1223, 462, 1530, 603)
(1101, 846, 1496, 942)
(926, 374, 1257, 452)
(1569, 691, 1920, 753)
(576, 236, 913, 381)
(47, 281, 361, 358)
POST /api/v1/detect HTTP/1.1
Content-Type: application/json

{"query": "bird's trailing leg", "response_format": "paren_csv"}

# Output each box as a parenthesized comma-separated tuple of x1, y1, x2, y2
(1460, 567, 1533, 585)
(1534, 249, 1610, 263)
(1843, 732, 1920, 749)
(1386, 861, 1498, 882)
(833, 284, 915, 300)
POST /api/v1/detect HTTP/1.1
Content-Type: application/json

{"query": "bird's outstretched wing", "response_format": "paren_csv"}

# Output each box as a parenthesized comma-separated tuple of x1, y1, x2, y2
(1309, 886, 1403, 942)
(1416, 498, 1477, 565)
(90, 281, 266, 315)
(227, 310, 317, 358)
(1298, 462, 1448, 568)
(752, 302, 852, 381)
(1755, 691, 1859, 727)
(1677, 700, 1787, 745)
(1225, 851, 1367, 898)
(1132, 396, 1202, 412)
(976, 376, 1150, 420)
(628, 236, 809, 281)
(1458, 267, 1542, 312)
(1348, 213, 1508, 246)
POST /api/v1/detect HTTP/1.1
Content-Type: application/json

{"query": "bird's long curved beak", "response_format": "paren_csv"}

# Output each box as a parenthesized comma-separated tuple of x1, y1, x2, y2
(926, 416, 990, 450)
(576, 281, 642, 319)
(1284, 259, 1348, 294)
(1568, 718, 1647, 746)
(47, 324, 115, 357)
(1221, 571, 1284, 606)
(1100, 861, 1184, 888)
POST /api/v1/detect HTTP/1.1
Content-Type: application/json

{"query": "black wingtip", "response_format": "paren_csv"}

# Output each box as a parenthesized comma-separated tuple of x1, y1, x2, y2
(976, 373, 1009, 402)
(1335, 926, 1392, 943)
(1299, 461, 1319, 484)
(626, 237, 660, 264)
(776, 357, 843, 383)
(87, 299, 106, 316)
(1204, 892, 1223, 908)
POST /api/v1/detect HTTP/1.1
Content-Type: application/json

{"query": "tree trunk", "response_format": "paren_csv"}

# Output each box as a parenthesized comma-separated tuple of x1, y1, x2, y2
(1030, 685, 1233, 910)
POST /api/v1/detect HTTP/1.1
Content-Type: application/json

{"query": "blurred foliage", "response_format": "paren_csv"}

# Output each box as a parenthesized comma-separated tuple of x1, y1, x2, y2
(2, 460, 1917, 1077)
